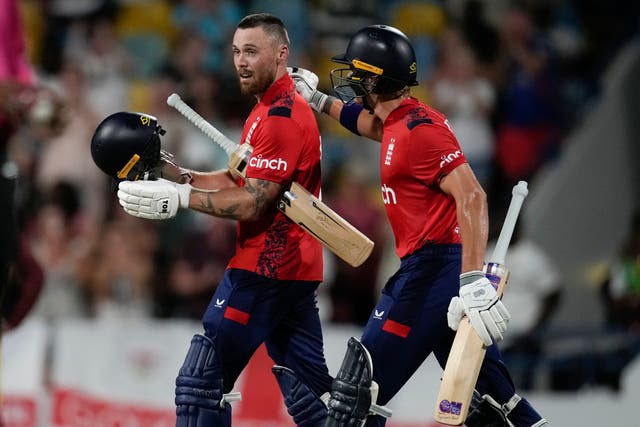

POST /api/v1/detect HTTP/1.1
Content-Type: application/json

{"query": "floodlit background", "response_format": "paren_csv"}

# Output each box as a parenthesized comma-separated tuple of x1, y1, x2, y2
(1, 0, 639, 426)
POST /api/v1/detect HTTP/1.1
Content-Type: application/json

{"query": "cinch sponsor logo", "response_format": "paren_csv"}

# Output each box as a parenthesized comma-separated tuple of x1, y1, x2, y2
(381, 184, 397, 205)
(439, 150, 462, 168)
(439, 399, 462, 415)
(384, 138, 395, 166)
(249, 154, 288, 171)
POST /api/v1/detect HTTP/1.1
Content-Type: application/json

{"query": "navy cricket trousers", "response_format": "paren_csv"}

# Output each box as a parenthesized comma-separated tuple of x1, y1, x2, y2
(359, 244, 544, 426)
(201, 268, 333, 399)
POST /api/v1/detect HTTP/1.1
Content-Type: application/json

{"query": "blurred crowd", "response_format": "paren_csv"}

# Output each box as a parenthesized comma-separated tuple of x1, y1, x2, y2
(1, 0, 639, 389)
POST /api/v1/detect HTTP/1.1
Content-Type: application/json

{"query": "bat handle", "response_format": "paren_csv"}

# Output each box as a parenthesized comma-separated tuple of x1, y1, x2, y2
(167, 93, 239, 156)
(490, 181, 529, 265)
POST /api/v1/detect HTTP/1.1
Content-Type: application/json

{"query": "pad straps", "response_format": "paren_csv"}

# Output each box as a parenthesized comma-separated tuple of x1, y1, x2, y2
(272, 365, 328, 427)
(325, 337, 392, 427)
(175, 334, 241, 427)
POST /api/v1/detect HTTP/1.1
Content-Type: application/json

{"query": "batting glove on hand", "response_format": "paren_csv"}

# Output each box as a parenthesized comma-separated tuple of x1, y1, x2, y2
(287, 67, 329, 113)
(117, 178, 191, 220)
(448, 271, 511, 346)
(447, 296, 466, 332)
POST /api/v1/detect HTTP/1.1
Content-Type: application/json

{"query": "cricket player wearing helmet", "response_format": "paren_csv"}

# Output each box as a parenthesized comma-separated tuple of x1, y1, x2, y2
(92, 13, 333, 427)
(290, 25, 548, 427)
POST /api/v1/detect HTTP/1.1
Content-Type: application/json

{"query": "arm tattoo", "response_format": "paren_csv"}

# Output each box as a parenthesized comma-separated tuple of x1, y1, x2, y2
(244, 178, 278, 218)
(191, 178, 279, 219)
(194, 190, 241, 218)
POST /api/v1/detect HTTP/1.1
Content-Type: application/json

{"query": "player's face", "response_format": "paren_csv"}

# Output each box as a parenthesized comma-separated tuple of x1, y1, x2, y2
(233, 27, 280, 97)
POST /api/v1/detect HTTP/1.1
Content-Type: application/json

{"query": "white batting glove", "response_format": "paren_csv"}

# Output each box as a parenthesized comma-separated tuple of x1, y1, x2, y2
(287, 67, 329, 113)
(448, 271, 511, 346)
(118, 178, 191, 220)
(447, 297, 466, 332)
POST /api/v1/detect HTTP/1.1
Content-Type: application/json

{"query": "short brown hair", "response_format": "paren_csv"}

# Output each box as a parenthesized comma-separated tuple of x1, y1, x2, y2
(237, 13, 290, 46)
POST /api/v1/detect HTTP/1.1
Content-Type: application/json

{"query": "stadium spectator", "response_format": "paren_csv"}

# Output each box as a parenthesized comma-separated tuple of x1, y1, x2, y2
(1, 0, 61, 335)
(598, 208, 640, 390)
(431, 30, 496, 190)
(324, 164, 387, 325)
(171, 0, 244, 77)
(28, 181, 92, 319)
(492, 4, 564, 211)
(488, 221, 562, 390)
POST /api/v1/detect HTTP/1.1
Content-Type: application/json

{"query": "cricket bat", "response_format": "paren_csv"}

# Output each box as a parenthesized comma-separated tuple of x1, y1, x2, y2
(434, 181, 529, 425)
(278, 182, 374, 268)
(167, 93, 252, 178)
(167, 93, 375, 268)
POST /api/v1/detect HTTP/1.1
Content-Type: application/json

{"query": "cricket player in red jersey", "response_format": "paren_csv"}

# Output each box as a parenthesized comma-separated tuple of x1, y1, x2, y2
(114, 13, 332, 427)
(289, 25, 548, 427)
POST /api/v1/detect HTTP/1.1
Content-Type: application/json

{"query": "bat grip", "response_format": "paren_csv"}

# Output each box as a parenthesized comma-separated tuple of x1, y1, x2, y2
(167, 93, 239, 156)
(490, 181, 528, 265)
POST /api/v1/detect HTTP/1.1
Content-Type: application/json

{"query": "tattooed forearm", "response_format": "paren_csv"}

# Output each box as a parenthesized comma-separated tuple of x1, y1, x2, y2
(244, 178, 277, 218)
(189, 178, 280, 220)
(192, 189, 241, 218)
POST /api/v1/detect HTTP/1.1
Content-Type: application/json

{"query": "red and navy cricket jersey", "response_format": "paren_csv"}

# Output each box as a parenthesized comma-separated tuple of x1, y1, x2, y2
(379, 97, 467, 258)
(227, 73, 323, 281)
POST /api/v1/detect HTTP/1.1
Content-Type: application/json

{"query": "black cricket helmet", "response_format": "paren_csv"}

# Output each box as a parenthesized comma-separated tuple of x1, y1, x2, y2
(330, 25, 418, 104)
(91, 111, 165, 180)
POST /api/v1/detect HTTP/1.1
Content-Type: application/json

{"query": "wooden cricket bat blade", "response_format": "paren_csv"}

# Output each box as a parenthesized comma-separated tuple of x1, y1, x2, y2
(278, 182, 374, 267)
(434, 319, 486, 424)
(433, 181, 529, 425)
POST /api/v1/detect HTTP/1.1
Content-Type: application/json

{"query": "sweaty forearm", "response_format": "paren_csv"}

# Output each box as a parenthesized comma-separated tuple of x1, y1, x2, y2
(457, 188, 488, 272)
(440, 164, 489, 272)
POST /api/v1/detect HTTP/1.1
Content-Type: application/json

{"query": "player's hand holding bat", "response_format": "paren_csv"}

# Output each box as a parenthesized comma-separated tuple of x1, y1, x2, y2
(117, 178, 192, 220)
(447, 271, 511, 346)
(287, 67, 330, 113)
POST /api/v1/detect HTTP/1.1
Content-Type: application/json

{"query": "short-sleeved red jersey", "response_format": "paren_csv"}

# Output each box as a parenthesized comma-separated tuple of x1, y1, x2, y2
(227, 74, 323, 281)
(379, 97, 467, 258)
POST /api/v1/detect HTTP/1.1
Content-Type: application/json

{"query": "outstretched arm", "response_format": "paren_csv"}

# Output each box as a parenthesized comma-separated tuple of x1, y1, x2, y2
(189, 177, 283, 221)
(289, 67, 383, 142)
(323, 97, 384, 142)
(117, 176, 282, 222)
(152, 151, 238, 190)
